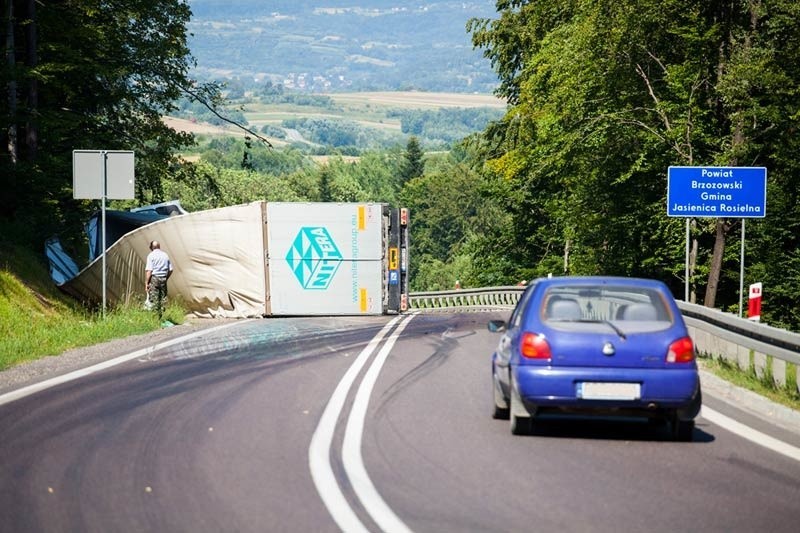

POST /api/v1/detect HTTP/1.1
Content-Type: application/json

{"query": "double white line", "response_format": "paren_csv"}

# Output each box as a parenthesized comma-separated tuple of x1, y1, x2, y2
(308, 313, 416, 533)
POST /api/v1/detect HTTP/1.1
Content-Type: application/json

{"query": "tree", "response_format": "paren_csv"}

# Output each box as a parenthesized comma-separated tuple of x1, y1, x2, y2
(0, 0, 217, 247)
(351, 150, 401, 204)
(400, 146, 508, 289)
(468, 0, 800, 321)
(318, 165, 334, 202)
(399, 136, 425, 187)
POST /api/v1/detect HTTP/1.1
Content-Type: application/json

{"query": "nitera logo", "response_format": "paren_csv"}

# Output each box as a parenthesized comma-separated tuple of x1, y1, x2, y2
(286, 227, 343, 289)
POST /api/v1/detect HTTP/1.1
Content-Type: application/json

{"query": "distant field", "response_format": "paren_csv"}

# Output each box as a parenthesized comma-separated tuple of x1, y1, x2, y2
(165, 91, 506, 148)
(163, 116, 289, 146)
(246, 91, 505, 134)
(328, 91, 507, 109)
(309, 155, 361, 165)
(162, 116, 244, 136)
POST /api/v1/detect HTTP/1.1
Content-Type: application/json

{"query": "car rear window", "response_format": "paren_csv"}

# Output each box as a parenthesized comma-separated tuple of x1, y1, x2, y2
(541, 285, 673, 332)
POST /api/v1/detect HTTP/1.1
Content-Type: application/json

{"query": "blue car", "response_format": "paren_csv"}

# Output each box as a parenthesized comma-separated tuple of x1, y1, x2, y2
(488, 276, 701, 440)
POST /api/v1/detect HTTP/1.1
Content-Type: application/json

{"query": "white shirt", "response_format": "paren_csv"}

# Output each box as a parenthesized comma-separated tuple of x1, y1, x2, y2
(146, 249, 173, 278)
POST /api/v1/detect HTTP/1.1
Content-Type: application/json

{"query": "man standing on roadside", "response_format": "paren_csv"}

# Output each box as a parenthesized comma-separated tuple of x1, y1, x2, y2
(145, 240, 173, 320)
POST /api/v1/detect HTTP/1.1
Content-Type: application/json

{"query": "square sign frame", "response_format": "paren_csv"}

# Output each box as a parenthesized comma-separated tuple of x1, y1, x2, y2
(667, 166, 766, 218)
(73, 150, 135, 200)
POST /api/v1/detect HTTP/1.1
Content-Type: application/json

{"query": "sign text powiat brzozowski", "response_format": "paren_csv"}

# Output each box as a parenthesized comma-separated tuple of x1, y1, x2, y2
(667, 166, 767, 218)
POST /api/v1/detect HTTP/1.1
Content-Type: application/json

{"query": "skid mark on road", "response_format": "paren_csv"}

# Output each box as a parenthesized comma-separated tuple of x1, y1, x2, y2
(0, 321, 247, 407)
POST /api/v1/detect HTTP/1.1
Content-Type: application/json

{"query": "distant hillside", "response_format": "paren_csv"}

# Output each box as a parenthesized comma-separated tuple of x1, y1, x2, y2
(187, 0, 499, 93)
(170, 91, 507, 151)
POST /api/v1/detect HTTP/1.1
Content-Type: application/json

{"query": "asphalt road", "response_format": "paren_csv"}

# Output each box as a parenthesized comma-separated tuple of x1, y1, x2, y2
(1, 312, 799, 532)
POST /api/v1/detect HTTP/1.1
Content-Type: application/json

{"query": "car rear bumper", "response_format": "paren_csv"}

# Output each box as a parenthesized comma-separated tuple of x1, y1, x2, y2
(513, 365, 701, 414)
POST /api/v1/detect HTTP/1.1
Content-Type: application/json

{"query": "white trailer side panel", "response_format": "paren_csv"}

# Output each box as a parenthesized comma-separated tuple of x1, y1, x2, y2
(266, 203, 384, 260)
(268, 259, 384, 315)
(266, 202, 386, 315)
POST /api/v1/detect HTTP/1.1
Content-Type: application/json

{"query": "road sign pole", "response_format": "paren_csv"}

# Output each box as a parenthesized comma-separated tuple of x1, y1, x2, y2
(101, 150, 107, 319)
(685, 219, 690, 302)
(72, 149, 135, 317)
(739, 218, 745, 318)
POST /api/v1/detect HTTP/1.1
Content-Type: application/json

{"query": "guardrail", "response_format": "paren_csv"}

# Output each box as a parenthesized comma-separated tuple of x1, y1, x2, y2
(678, 301, 800, 391)
(409, 286, 524, 310)
(409, 286, 800, 392)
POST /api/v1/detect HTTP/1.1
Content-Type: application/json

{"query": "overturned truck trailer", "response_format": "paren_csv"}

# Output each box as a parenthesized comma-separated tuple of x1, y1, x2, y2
(60, 201, 410, 318)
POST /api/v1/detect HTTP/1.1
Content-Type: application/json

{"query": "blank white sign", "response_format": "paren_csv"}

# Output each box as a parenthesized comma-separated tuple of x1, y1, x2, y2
(73, 150, 135, 199)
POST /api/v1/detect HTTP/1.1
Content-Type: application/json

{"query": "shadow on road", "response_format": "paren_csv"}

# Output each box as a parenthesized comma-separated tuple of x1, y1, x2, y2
(518, 415, 715, 443)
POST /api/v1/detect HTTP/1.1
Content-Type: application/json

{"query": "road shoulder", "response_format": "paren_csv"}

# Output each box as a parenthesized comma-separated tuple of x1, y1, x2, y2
(0, 318, 237, 396)
(700, 369, 800, 437)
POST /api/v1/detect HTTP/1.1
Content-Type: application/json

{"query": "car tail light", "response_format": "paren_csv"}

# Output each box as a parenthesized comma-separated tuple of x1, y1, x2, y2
(666, 336, 694, 363)
(521, 332, 552, 360)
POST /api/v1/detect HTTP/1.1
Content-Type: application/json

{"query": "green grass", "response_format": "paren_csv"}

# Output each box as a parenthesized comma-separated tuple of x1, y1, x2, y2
(698, 353, 800, 412)
(0, 241, 185, 371)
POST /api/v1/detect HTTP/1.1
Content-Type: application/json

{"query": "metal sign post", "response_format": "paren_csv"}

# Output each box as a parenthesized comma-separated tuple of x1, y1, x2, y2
(685, 219, 690, 302)
(73, 150, 135, 317)
(102, 151, 107, 318)
(739, 219, 745, 317)
(667, 166, 766, 306)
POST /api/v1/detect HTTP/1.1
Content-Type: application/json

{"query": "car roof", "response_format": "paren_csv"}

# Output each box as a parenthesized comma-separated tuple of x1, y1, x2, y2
(530, 276, 670, 291)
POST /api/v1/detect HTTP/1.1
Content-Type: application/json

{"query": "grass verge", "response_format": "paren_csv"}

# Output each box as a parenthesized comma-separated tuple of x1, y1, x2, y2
(0, 241, 185, 371)
(698, 354, 800, 412)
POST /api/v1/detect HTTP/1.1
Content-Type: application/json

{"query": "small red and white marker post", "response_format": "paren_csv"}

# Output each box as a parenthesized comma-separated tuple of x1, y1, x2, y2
(747, 282, 763, 322)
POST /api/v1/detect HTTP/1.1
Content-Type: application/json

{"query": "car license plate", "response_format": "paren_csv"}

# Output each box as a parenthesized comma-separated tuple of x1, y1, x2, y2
(578, 382, 641, 400)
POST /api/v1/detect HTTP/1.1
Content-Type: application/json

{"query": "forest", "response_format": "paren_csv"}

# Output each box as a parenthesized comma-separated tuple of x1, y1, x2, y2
(2, 1, 800, 330)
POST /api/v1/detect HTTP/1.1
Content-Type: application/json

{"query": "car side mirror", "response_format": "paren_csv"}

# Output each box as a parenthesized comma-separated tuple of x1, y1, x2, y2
(487, 320, 507, 333)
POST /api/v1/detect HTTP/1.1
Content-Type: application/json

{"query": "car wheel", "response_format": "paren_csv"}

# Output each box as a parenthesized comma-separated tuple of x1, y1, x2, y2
(492, 369, 510, 420)
(493, 404, 510, 420)
(493, 400, 510, 420)
(671, 414, 695, 442)
(509, 378, 532, 436)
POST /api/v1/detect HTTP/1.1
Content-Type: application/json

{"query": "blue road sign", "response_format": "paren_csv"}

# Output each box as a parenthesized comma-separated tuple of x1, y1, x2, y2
(667, 166, 766, 218)
(389, 270, 399, 285)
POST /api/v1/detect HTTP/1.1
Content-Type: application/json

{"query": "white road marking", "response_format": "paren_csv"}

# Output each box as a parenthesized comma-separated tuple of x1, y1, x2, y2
(0, 321, 248, 407)
(702, 406, 800, 462)
(308, 315, 403, 533)
(343, 314, 415, 533)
